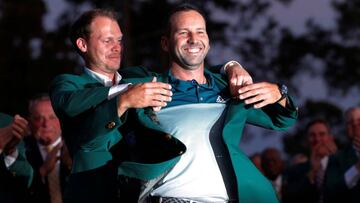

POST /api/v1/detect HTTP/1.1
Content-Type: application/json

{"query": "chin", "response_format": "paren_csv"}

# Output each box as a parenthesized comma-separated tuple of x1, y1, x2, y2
(108, 66, 120, 71)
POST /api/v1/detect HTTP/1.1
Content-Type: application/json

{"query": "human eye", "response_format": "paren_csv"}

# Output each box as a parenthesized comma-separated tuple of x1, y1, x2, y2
(103, 38, 114, 44)
(177, 30, 188, 35)
(198, 29, 206, 35)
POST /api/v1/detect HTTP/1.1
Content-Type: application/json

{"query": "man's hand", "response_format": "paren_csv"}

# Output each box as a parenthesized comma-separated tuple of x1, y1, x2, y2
(225, 62, 253, 97)
(117, 77, 172, 116)
(312, 136, 337, 159)
(39, 142, 63, 177)
(308, 136, 337, 182)
(308, 150, 322, 184)
(237, 82, 284, 108)
(0, 115, 29, 152)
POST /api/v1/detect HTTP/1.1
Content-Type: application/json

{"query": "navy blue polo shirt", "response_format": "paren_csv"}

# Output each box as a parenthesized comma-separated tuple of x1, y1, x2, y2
(164, 71, 230, 108)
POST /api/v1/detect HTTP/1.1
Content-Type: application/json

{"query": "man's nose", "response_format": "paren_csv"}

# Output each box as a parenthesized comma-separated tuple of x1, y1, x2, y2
(41, 119, 50, 127)
(188, 32, 198, 44)
(112, 42, 122, 52)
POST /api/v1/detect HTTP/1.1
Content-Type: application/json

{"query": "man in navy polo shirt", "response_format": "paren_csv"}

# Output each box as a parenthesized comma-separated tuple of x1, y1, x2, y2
(118, 4, 298, 203)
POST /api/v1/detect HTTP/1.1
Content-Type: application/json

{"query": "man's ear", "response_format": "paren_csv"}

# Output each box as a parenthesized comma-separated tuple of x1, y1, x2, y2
(76, 38, 87, 53)
(161, 36, 169, 52)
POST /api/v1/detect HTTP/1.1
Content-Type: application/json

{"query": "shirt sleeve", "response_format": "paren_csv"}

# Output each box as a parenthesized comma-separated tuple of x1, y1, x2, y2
(4, 148, 19, 168)
(108, 83, 131, 100)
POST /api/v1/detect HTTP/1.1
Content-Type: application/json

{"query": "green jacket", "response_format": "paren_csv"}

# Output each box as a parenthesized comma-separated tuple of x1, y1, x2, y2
(0, 113, 34, 203)
(50, 66, 297, 203)
(50, 73, 124, 203)
(49, 65, 225, 174)
(51, 66, 229, 203)
(117, 69, 298, 203)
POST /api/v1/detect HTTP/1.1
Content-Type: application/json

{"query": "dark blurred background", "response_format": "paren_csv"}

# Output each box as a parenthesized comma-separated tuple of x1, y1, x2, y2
(0, 0, 359, 157)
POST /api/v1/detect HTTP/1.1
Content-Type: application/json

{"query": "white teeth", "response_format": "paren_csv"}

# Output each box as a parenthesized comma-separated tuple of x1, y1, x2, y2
(187, 48, 200, 53)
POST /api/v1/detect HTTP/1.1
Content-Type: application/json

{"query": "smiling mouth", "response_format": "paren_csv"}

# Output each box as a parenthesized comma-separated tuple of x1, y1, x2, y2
(184, 47, 202, 54)
(108, 56, 121, 61)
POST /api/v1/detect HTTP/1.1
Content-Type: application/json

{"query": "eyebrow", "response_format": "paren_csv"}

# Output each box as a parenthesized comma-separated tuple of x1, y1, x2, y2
(175, 27, 206, 32)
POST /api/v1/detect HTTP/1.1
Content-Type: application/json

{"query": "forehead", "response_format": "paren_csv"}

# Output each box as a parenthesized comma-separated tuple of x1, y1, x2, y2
(90, 16, 122, 34)
(30, 100, 53, 112)
(170, 10, 206, 29)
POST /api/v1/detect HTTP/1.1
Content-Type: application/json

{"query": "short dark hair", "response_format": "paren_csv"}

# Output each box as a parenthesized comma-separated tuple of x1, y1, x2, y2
(163, 3, 206, 36)
(305, 118, 331, 134)
(69, 9, 119, 56)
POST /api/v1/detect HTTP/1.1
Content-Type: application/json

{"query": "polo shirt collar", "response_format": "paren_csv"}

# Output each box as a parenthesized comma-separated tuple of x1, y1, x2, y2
(167, 70, 215, 93)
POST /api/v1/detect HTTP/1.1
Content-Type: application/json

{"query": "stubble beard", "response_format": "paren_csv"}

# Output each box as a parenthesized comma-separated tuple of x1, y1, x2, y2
(176, 48, 208, 70)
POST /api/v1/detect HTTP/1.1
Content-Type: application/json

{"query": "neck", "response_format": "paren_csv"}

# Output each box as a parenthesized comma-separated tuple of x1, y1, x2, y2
(88, 65, 116, 81)
(170, 64, 206, 84)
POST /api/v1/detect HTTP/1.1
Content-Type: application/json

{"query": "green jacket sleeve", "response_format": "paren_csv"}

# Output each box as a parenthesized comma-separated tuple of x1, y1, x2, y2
(50, 74, 113, 117)
(246, 96, 298, 130)
(49, 74, 123, 156)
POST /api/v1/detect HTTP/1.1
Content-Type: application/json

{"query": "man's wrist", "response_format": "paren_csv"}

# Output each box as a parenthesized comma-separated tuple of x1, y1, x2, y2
(117, 95, 129, 117)
(222, 60, 242, 75)
(276, 83, 288, 103)
(108, 83, 132, 100)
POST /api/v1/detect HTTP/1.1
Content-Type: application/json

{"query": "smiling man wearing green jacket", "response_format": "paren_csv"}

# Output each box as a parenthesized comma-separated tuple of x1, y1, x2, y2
(116, 4, 298, 203)
(50, 8, 252, 203)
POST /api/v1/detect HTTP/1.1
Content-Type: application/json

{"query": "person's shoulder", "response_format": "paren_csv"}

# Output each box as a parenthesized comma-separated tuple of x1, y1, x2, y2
(332, 144, 357, 163)
(204, 68, 227, 83)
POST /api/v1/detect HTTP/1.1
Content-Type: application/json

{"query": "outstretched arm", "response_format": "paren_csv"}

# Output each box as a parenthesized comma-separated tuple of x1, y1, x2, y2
(120, 61, 253, 99)
(117, 77, 172, 116)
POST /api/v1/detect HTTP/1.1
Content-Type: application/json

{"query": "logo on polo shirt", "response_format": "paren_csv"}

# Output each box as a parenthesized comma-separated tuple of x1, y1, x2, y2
(216, 95, 227, 103)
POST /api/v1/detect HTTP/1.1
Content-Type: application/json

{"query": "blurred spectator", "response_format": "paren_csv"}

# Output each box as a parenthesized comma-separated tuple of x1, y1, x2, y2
(0, 113, 33, 203)
(261, 148, 286, 201)
(329, 107, 360, 203)
(283, 119, 342, 203)
(25, 94, 71, 203)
